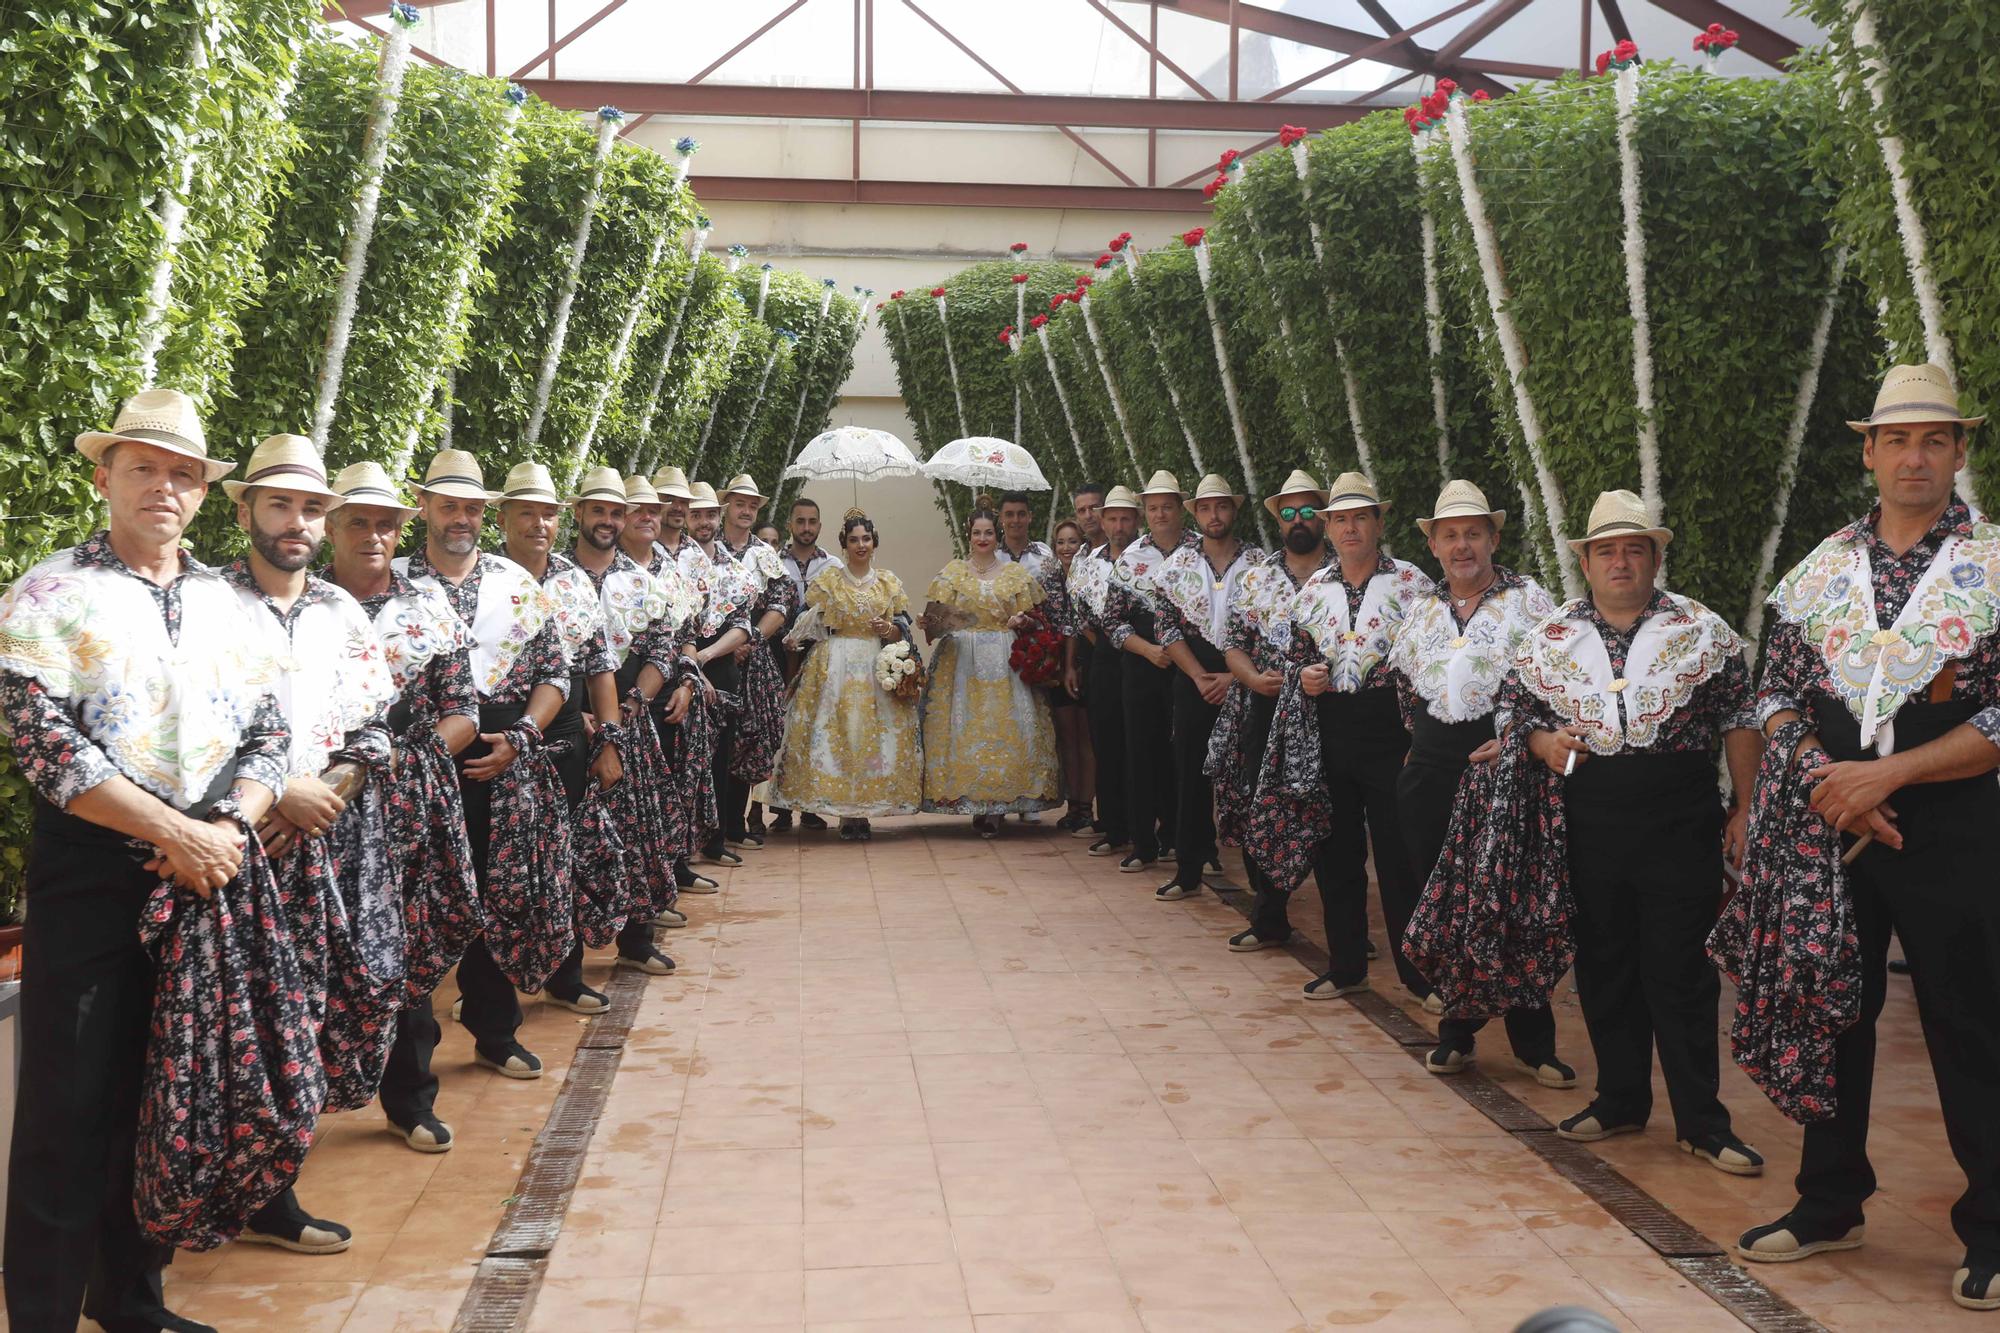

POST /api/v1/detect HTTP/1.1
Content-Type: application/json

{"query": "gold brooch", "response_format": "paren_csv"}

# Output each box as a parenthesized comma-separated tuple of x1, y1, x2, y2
(1607, 678, 1629, 693)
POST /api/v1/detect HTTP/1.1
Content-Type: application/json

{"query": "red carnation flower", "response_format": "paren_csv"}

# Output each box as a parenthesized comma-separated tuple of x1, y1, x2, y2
(930, 286, 947, 298)
(1218, 148, 1241, 166)
(1707, 21, 1724, 34)
(1594, 49, 1612, 74)
(998, 325, 1015, 345)
(1404, 105, 1422, 129)
(1109, 238, 1126, 252)
(1095, 253, 1112, 268)
(1050, 296, 1065, 311)
(890, 289, 905, 300)
(1278, 124, 1307, 146)
(1011, 272, 1028, 284)
(1202, 177, 1223, 199)
(1180, 226, 1206, 248)
(1437, 78, 1457, 96)
(1725, 30, 1738, 42)
(1472, 89, 1490, 102)
(1010, 241, 1028, 253)
(1615, 38, 1638, 59)
(1076, 274, 1094, 289)
(1029, 314, 1049, 330)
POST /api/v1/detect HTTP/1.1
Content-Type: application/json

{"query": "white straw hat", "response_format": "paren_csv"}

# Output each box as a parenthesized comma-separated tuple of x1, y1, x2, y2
(75, 388, 234, 481)
(1263, 468, 1328, 519)
(1567, 489, 1672, 554)
(1136, 470, 1184, 498)
(221, 434, 346, 506)
(1322, 470, 1389, 515)
(720, 472, 768, 503)
(650, 465, 696, 501)
(1101, 484, 1140, 512)
(414, 449, 498, 500)
(1847, 362, 1985, 432)
(1183, 473, 1247, 515)
(686, 481, 721, 510)
(1416, 479, 1506, 537)
(571, 465, 628, 504)
(497, 462, 562, 505)
(329, 460, 418, 517)
(623, 475, 662, 505)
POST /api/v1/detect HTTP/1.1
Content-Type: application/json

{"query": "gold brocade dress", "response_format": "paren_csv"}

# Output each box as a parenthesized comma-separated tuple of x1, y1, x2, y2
(766, 566, 923, 818)
(919, 560, 1061, 815)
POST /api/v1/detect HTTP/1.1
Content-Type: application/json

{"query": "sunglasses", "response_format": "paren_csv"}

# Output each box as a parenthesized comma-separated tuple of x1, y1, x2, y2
(1277, 505, 1320, 522)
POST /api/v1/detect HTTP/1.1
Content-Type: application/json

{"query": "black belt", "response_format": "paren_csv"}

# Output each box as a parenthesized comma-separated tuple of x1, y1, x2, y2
(1565, 747, 1718, 812)
(1406, 707, 1492, 768)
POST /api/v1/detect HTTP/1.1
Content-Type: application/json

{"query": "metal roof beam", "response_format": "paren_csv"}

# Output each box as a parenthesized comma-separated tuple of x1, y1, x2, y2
(690, 175, 1207, 212)
(1643, 0, 1798, 67)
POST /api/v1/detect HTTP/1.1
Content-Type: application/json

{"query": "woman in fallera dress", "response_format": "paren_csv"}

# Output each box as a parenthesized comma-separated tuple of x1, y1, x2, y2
(920, 508, 1062, 836)
(766, 509, 922, 840)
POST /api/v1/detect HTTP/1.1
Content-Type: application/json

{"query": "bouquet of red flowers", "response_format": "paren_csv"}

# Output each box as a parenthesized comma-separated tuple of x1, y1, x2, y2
(1009, 608, 1064, 687)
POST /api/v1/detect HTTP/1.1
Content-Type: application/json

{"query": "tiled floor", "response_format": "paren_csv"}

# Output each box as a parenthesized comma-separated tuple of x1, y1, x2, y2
(12, 816, 1977, 1330)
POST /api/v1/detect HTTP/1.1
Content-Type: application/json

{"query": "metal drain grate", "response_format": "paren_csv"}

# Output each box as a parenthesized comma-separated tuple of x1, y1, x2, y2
(1668, 1257, 1829, 1332)
(1450, 1074, 1554, 1131)
(1525, 1135, 1722, 1257)
(451, 1256, 545, 1332)
(575, 967, 647, 1050)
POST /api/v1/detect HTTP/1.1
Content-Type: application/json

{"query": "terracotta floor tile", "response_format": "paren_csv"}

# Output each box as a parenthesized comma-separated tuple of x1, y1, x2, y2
(638, 1269, 808, 1327)
(804, 1262, 971, 1322)
(961, 1256, 1132, 1314)
(649, 1223, 806, 1276)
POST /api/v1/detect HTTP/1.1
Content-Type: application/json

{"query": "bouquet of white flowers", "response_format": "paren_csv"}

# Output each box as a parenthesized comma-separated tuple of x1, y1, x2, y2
(874, 640, 922, 700)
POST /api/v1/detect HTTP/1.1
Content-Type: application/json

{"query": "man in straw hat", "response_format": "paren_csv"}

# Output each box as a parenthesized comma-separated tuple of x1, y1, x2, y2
(1384, 480, 1575, 1088)
(687, 481, 760, 863)
(220, 436, 401, 1258)
(1246, 473, 1428, 998)
(1135, 474, 1264, 901)
(1, 389, 291, 1331)
(1725, 364, 2000, 1310)
(1495, 489, 1764, 1177)
(717, 474, 795, 847)
(1066, 485, 1141, 857)
(396, 450, 572, 1084)
(324, 461, 482, 1158)
(1103, 471, 1199, 873)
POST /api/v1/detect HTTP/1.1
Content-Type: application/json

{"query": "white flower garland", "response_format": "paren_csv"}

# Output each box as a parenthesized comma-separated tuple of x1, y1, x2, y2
(1614, 64, 1664, 543)
(1189, 239, 1272, 543)
(1036, 325, 1092, 476)
(782, 282, 838, 455)
(755, 264, 773, 322)
(689, 324, 743, 477)
(572, 224, 671, 482)
(1413, 135, 1453, 479)
(1121, 246, 1208, 476)
(1849, 2, 1968, 501)
(310, 18, 414, 450)
(935, 293, 970, 437)
(1239, 191, 1331, 480)
(524, 109, 620, 450)
(1286, 143, 1381, 486)
(134, 19, 214, 387)
(728, 336, 786, 474)
(627, 224, 709, 475)
(891, 302, 939, 450)
(1444, 94, 1579, 596)
(1013, 278, 1026, 446)
(402, 91, 523, 476)
(1744, 247, 1852, 650)
(1078, 293, 1144, 478)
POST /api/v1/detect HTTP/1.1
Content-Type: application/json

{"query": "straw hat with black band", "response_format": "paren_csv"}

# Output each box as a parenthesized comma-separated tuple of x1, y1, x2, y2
(221, 434, 346, 507)
(1137, 470, 1184, 499)
(1416, 479, 1506, 538)
(623, 475, 662, 506)
(649, 465, 696, 501)
(1567, 489, 1672, 556)
(414, 449, 498, 501)
(571, 466, 629, 505)
(330, 461, 419, 517)
(1183, 473, 1247, 515)
(1847, 362, 1985, 433)
(75, 387, 236, 482)
(1322, 471, 1389, 515)
(1263, 468, 1328, 520)
(1101, 484, 1140, 512)
(495, 462, 562, 506)
(720, 473, 767, 505)
(686, 481, 721, 511)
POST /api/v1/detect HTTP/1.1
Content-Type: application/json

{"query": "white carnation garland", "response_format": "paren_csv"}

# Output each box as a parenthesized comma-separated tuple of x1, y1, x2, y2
(782, 280, 838, 456)
(523, 107, 620, 450)
(1035, 324, 1092, 476)
(1444, 92, 1579, 596)
(1743, 248, 1852, 650)
(1119, 245, 1208, 476)
(726, 328, 793, 476)
(935, 292, 970, 437)
(1614, 65, 1663, 535)
(1078, 292, 1145, 478)
(134, 18, 215, 387)
(754, 263, 774, 321)
(1237, 186, 1331, 481)
(572, 222, 670, 482)
(1187, 236, 1269, 542)
(688, 315, 744, 479)
(1282, 144, 1379, 486)
(1407, 133, 1454, 479)
(627, 221, 710, 475)
(310, 10, 416, 450)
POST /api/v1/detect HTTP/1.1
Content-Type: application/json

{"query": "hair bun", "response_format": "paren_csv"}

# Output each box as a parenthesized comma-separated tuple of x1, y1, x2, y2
(843, 506, 868, 522)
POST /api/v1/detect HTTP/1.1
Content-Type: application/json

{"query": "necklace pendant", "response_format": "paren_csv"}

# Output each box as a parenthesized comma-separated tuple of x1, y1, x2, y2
(1450, 635, 1468, 650)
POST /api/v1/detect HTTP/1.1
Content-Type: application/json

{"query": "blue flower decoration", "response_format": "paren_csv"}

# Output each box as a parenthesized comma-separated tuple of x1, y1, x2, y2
(388, 0, 421, 25)
(597, 105, 625, 122)
(504, 83, 527, 105)
(822, 277, 837, 288)
(1952, 561, 1985, 589)
(677, 135, 700, 154)
(696, 214, 711, 229)
(760, 262, 774, 271)
(778, 328, 800, 344)
(728, 243, 749, 257)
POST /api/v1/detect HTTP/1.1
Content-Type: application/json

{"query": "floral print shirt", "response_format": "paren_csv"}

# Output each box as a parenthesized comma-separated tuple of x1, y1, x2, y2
(1000, 538, 1072, 637)
(1389, 566, 1550, 732)
(1501, 587, 1756, 755)
(1103, 529, 1201, 649)
(1758, 499, 2000, 748)
(406, 547, 570, 706)
(0, 533, 290, 809)
(1150, 541, 1265, 651)
(223, 560, 393, 771)
(356, 573, 481, 727)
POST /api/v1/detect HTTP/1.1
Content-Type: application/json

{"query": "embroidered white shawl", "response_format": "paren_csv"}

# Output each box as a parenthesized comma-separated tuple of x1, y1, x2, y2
(1387, 576, 1557, 723)
(369, 581, 471, 695)
(394, 554, 554, 699)
(540, 559, 605, 668)
(600, 554, 697, 664)
(697, 541, 761, 638)
(1291, 558, 1430, 689)
(1512, 594, 1744, 755)
(0, 550, 281, 806)
(1070, 544, 1115, 622)
(1768, 523, 2000, 748)
(234, 579, 396, 777)
(1150, 543, 1265, 646)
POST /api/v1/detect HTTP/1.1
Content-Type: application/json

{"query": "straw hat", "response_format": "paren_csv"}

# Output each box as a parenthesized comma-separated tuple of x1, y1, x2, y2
(650, 465, 696, 501)
(221, 434, 346, 506)
(1322, 471, 1389, 515)
(329, 461, 418, 517)
(1263, 468, 1328, 519)
(1567, 489, 1672, 555)
(496, 462, 562, 505)
(415, 449, 498, 501)
(623, 475, 662, 506)
(571, 465, 628, 504)
(1136, 470, 1184, 498)
(1848, 362, 1985, 432)
(720, 472, 767, 503)
(75, 388, 235, 481)
(687, 481, 721, 510)
(1101, 484, 1140, 512)
(1182, 473, 1247, 514)
(1416, 479, 1505, 537)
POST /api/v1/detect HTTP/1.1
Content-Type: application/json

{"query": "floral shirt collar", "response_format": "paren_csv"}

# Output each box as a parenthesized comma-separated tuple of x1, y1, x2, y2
(1577, 586, 1675, 675)
(74, 528, 210, 580)
(1427, 564, 1528, 628)
(404, 544, 488, 623)
(1844, 498, 1976, 622)
(223, 558, 342, 631)
(350, 569, 421, 618)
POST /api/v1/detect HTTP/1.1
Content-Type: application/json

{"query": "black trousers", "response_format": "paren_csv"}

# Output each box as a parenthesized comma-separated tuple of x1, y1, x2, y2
(6, 809, 172, 1331)
(1312, 689, 1411, 986)
(1121, 646, 1177, 862)
(1169, 638, 1229, 886)
(1086, 633, 1127, 843)
(1398, 708, 1555, 1063)
(1566, 753, 1731, 1139)
(1794, 694, 2000, 1263)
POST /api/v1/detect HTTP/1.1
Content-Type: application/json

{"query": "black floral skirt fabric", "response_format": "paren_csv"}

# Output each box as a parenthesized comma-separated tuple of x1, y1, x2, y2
(612, 693, 678, 919)
(318, 767, 406, 1112)
(1243, 662, 1336, 894)
(482, 718, 577, 993)
(1205, 639, 1281, 849)
(571, 726, 633, 948)
(389, 723, 482, 1002)
(661, 676, 723, 858)
(731, 638, 787, 786)
(1707, 720, 1858, 1124)
(1402, 725, 1575, 1018)
(135, 808, 325, 1251)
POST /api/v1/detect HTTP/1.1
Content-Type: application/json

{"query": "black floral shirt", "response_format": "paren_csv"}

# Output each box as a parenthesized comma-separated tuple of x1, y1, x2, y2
(1758, 499, 2000, 748)
(357, 572, 480, 728)
(722, 534, 800, 626)
(0, 533, 290, 809)
(406, 547, 570, 706)
(1501, 587, 1756, 754)
(1001, 538, 1072, 637)
(1151, 541, 1264, 651)
(530, 550, 615, 679)
(1223, 549, 1332, 656)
